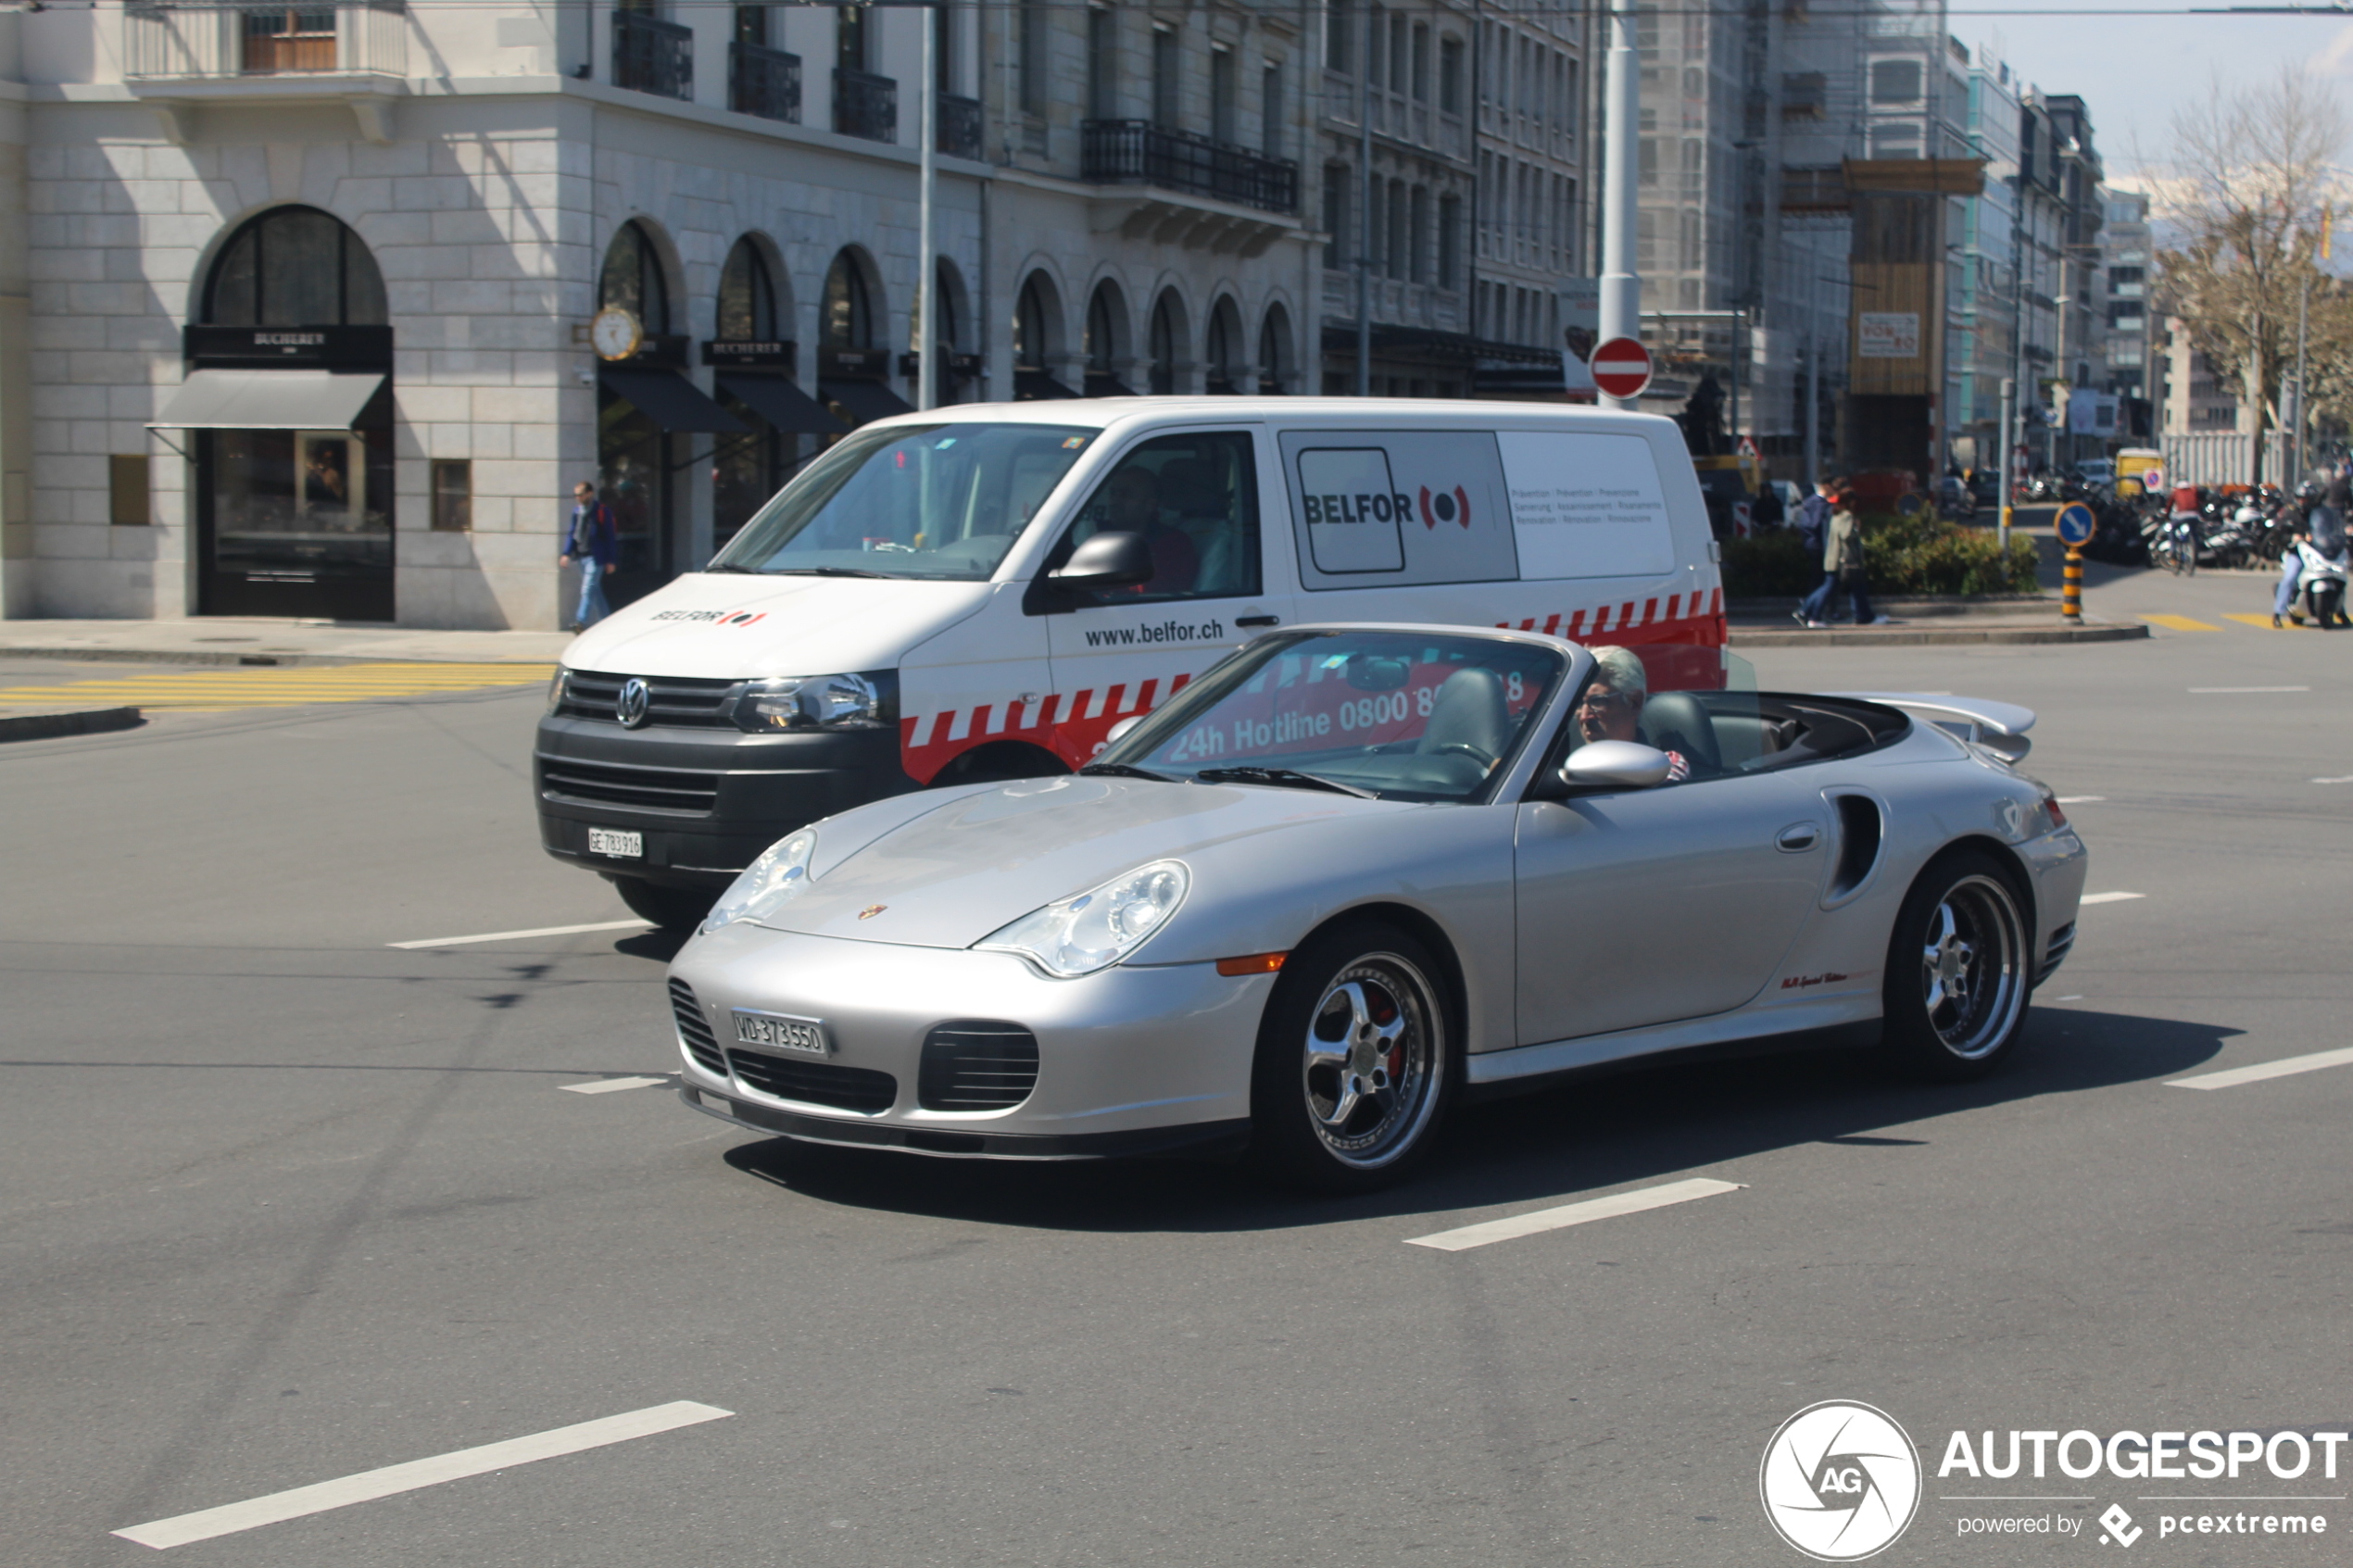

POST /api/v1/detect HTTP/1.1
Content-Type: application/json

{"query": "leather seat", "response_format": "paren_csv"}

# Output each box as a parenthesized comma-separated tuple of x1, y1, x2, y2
(1640, 690, 1720, 773)
(1416, 668, 1513, 762)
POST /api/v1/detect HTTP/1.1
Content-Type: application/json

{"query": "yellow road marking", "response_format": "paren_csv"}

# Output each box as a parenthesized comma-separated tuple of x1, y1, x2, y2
(0, 662, 552, 710)
(2220, 613, 2278, 629)
(2141, 613, 2221, 632)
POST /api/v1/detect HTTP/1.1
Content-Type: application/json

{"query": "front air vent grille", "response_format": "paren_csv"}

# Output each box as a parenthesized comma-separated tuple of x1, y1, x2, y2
(917, 1021, 1041, 1111)
(560, 671, 740, 727)
(669, 980, 726, 1074)
(2045, 922, 2076, 966)
(727, 1047, 898, 1114)
(536, 755, 720, 814)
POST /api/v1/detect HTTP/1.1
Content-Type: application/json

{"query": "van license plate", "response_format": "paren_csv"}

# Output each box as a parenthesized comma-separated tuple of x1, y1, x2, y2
(734, 1010, 828, 1057)
(587, 827, 642, 859)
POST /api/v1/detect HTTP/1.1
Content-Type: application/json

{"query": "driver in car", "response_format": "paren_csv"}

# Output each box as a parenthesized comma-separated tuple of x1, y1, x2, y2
(1574, 646, 1690, 783)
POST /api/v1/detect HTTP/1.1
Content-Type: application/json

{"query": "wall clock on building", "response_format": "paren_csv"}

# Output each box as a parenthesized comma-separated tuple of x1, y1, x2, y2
(590, 306, 643, 361)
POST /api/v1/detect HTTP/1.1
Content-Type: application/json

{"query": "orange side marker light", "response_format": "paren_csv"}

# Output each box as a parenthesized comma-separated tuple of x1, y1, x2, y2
(1215, 951, 1289, 977)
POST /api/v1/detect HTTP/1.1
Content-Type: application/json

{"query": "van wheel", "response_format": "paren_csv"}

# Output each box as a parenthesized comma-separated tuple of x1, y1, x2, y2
(610, 877, 713, 934)
(1249, 922, 1453, 1193)
(1881, 851, 2031, 1080)
(930, 741, 1069, 786)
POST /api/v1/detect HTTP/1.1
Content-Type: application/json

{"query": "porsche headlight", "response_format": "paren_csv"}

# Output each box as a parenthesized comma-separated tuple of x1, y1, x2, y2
(978, 860, 1189, 978)
(732, 673, 882, 733)
(702, 829, 818, 933)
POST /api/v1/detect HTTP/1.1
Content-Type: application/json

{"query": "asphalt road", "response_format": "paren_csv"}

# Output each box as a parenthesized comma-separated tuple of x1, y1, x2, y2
(5, 574, 2350, 1568)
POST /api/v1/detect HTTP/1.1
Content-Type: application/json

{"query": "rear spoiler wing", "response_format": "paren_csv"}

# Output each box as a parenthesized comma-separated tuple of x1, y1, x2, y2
(1831, 692, 2036, 760)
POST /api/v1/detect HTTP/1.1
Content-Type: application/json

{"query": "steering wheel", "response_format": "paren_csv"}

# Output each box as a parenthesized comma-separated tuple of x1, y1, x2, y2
(1426, 742, 1497, 770)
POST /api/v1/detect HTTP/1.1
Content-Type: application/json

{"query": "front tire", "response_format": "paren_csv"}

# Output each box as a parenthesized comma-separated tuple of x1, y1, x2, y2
(1249, 922, 1453, 1192)
(1881, 851, 2032, 1080)
(610, 876, 714, 934)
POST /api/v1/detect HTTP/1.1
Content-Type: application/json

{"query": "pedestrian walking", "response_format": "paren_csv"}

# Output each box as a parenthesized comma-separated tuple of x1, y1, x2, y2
(1793, 477, 1835, 627)
(1800, 482, 1891, 627)
(560, 480, 619, 631)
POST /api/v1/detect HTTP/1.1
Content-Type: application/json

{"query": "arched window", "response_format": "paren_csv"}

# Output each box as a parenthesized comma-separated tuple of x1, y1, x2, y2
(204, 206, 385, 327)
(1204, 298, 1242, 395)
(1084, 282, 1129, 395)
(600, 220, 670, 335)
(715, 237, 777, 342)
(1014, 275, 1052, 370)
(1148, 294, 1179, 395)
(822, 249, 875, 348)
(1257, 304, 1291, 394)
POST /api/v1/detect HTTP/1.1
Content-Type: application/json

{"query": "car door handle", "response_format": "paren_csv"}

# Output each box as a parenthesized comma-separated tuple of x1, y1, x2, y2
(1235, 614, 1279, 628)
(1776, 822, 1821, 852)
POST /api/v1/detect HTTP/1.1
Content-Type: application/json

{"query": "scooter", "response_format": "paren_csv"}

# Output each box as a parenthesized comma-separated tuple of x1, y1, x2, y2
(2296, 537, 2349, 628)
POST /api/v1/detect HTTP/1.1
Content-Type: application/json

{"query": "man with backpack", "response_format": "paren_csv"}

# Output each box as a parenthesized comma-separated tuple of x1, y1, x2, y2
(560, 480, 619, 631)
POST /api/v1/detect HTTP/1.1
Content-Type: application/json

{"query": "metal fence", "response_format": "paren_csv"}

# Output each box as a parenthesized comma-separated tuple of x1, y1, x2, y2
(936, 93, 981, 159)
(123, 0, 407, 79)
(1079, 120, 1299, 215)
(833, 68, 897, 144)
(613, 10, 691, 102)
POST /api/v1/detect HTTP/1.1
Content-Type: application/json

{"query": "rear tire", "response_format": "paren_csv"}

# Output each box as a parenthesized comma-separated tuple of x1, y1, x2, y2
(1881, 851, 2032, 1081)
(1249, 922, 1453, 1193)
(610, 876, 714, 934)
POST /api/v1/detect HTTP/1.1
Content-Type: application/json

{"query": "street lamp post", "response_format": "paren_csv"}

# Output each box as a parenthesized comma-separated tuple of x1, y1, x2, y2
(915, 0, 937, 411)
(1596, 0, 1640, 409)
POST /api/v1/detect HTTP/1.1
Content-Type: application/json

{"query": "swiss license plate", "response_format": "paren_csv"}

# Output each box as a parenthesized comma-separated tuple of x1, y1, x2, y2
(586, 826, 642, 859)
(734, 1010, 828, 1057)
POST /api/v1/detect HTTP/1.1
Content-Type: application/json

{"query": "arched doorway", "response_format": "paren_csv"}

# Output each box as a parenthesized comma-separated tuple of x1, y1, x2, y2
(1084, 281, 1132, 396)
(189, 205, 394, 621)
(925, 258, 975, 404)
(596, 220, 681, 604)
(1013, 271, 1075, 398)
(1257, 303, 1292, 394)
(816, 247, 909, 425)
(1147, 290, 1188, 395)
(1203, 296, 1245, 395)
(711, 235, 787, 549)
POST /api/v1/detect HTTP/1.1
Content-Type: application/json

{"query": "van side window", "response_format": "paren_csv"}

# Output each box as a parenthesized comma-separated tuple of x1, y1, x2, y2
(1056, 432, 1262, 603)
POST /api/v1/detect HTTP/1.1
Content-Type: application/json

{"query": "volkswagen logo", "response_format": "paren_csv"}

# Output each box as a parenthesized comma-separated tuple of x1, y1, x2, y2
(1759, 1400, 1920, 1561)
(615, 677, 651, 728)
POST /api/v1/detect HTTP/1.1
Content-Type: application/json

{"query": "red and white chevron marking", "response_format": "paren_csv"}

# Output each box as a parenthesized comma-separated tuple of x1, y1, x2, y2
(901, 672, 1194, 781)
(1495, 587, 1726, 644)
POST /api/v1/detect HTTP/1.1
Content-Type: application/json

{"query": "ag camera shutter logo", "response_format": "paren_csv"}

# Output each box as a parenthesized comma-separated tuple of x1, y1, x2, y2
(1760, 1400, 1922, 1561)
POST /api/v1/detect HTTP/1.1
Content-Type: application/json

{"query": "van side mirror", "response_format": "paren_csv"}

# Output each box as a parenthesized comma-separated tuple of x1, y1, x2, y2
(1560, 740, 1672, 789)
(1050, 531, 1154, 589)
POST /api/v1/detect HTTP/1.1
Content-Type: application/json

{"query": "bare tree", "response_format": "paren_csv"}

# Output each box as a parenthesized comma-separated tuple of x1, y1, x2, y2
(2156, 69, 2347, 483)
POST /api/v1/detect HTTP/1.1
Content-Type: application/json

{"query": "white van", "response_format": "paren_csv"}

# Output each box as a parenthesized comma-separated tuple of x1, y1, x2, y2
(539, 397, 1727, 928)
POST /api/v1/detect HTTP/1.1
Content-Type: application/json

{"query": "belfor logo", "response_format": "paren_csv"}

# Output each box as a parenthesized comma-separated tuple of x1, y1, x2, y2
(1760, 1400, 1923, 1561)
(1416, 485, 1472, 530)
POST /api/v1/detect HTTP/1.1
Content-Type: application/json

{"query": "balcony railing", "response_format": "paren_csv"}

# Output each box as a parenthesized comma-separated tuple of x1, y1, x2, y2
(730, 40, 799, 123)
(834, 67, 897, 143)
(1080, 121, 1300, 215)
(613, 10, 691, 102)
(936, 93, 981, 159)
(123, 1, 407, 80)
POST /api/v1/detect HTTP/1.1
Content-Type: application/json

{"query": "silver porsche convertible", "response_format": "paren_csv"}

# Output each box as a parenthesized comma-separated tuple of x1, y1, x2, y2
(666, 624, 2087, 1189)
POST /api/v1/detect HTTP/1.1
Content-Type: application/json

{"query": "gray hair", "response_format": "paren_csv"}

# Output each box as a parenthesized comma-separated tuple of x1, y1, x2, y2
(1586, 646, 1648, 702)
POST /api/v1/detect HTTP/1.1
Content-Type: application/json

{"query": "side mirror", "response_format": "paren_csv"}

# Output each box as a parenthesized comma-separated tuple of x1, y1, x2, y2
(1560, 740, 1672, 790)
(1050, 531, 1154, 589)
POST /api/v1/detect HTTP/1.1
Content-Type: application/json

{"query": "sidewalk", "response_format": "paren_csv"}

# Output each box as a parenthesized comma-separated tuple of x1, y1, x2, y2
(0, 617, 574, 668)
(1729, 596, 2147, 648)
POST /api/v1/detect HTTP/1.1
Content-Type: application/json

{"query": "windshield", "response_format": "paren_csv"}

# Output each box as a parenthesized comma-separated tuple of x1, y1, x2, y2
(710, 422, 1096, 581)
(1094, 630, 1567, 803)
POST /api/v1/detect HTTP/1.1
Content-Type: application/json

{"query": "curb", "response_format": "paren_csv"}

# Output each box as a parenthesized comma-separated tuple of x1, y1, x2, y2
(0, 706, 144, 743)
(1731, 622, 2150, 648)
(0, 646, 555, 669)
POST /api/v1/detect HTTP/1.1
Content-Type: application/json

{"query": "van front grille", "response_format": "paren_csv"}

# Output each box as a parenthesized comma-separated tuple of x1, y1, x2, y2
(560, 671, 740, 727)
(669, 980, 726, 1074)
(727, 1047, 898, 1114)
(537, 755, 720, 814)
(917, 1021, 1041, 1110)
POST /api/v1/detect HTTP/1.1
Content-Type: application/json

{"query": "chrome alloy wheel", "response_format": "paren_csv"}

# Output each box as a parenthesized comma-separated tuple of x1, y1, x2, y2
(1301, 953, 1443, 1169)
(1919, 873, 2025, 1060)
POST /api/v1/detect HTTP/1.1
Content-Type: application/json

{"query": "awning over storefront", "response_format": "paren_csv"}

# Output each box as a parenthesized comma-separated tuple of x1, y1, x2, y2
(600, 367, 747, 433)
(716, 372, 849, 436)
(149, 369, 386, 431)
(1014, 370, 1081, 400)
(1084, 374, 1138, 397)
(820, 378, 916, 425)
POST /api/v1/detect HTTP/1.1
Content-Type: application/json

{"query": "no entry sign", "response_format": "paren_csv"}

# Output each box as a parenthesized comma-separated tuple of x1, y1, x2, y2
(1590, 337, 1653, 399)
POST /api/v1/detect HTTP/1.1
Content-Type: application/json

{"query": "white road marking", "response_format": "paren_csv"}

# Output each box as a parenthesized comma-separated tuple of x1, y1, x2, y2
(2313, 775, 2353, 784)
(560, 1076, 670, 1095)
(2168, 1046, 2353, 1091)
(2187, 685, 2310, 694)
(388, 919, 651, 950)
(2055, 995, 2083, 1001)
(112, 1400, 732, 1549)
(1404, 1177, 1743, 1252)
(2054, 796, 2104, 804)
(2078, 892, 2145, 905)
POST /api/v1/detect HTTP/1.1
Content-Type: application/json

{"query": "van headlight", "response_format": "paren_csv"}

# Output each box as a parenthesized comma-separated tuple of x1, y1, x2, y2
(546, 668, 569, 713)
(731, 673, 882, 733)
(702, 830, 818, 932)
(978, 860, 1189, 978)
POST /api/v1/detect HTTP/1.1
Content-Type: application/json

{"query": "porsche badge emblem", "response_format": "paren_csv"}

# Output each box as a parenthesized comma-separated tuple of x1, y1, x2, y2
(857, 904, 887, 920)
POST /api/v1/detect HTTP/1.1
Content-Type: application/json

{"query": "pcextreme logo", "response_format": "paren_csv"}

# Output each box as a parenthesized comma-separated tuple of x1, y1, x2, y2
(1760, 1400, 1924, 1562)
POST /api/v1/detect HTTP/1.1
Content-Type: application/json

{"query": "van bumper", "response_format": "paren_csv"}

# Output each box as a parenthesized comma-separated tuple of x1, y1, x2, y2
(533, 715, 921, 890)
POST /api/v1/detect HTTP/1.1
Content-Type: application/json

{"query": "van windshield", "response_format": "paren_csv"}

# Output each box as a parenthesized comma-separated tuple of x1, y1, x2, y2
(709, 422, 1096, 582)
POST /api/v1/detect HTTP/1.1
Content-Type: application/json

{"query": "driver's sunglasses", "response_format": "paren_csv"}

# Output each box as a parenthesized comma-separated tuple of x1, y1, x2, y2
(1576, 690, 1635, 712)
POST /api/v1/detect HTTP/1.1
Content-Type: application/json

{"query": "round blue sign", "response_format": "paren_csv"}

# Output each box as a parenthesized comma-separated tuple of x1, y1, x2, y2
(2055, 502, 2096, 546)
